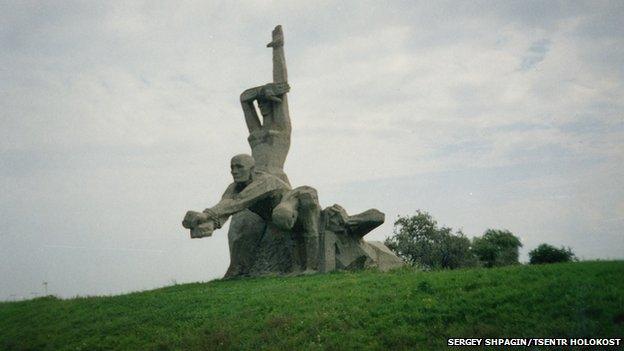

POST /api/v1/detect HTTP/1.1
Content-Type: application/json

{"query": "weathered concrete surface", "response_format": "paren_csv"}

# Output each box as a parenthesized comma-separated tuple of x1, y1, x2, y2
(182, 25, 404, 277)
(225, 210, 265, 277)
(366, 241, 406, 271)
(249, 222, 300, 276)
(319, 230, 337, 273)
(320, 205, 403, 272)
(240, 24, 291, 185)
(272, 186, 320, 271)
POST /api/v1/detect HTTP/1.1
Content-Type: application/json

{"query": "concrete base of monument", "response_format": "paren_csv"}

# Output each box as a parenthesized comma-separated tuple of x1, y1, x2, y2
(223, 206, 404, 278)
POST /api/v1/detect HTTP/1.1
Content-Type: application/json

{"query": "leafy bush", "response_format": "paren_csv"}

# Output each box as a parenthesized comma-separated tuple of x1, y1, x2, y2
(384, 211, 478, 269)
(472, 229, 522, 267)
(529, 244, 576, 264)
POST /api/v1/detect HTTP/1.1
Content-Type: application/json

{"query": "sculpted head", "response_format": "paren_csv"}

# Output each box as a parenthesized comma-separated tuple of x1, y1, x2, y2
(230, 154, 255, 185)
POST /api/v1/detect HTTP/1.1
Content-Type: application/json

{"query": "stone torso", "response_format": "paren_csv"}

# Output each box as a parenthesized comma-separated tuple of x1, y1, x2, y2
(248, 129, 290, 185)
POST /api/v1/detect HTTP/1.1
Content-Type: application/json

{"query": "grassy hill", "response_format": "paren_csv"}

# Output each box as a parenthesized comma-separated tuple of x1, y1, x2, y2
(1, 261, 623, 350)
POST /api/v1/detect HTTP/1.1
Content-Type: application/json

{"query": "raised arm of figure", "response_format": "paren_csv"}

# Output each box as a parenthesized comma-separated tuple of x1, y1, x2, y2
(267, 25, 287, 83)
(264, 25, 291, 132)
(240, 87, 262, 133)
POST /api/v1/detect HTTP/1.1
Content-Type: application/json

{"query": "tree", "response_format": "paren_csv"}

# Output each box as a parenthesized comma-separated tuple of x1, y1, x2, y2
(437, 229, 478, 269)
(529, 244, 576, 264)
(471, 229, 522, 267)
(384, 211, 477, 269)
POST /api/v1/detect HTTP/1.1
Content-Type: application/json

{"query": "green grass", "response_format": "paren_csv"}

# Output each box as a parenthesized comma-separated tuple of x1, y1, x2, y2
(1, 261, 623, 350)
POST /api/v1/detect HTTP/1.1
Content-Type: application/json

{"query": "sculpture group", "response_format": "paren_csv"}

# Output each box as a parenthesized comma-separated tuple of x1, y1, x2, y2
(183, 26, 403, 277)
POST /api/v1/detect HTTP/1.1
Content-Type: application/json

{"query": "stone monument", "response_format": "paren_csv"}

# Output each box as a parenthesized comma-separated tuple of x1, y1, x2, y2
(182, 26, 403, 277)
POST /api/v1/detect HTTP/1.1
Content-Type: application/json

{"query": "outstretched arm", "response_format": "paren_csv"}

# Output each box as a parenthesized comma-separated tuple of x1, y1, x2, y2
(182, 185, 247, 238)
(206, 176, 288, 222)
(183, 176, 289, 238)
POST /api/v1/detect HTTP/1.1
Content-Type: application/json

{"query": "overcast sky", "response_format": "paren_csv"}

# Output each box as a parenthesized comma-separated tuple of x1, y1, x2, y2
(1, 1, 623, 300)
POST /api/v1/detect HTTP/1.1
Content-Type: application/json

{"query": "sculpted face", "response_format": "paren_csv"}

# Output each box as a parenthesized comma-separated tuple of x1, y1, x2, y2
(231, 154, 254, 184)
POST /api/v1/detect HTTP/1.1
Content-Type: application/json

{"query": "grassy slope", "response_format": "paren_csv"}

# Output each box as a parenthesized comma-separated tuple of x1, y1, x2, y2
(1, 261, 623, 351)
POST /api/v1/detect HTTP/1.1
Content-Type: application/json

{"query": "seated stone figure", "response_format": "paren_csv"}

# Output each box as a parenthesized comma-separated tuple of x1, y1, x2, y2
(182, 154, 288, 237)
(182, 153, 403, 275)
(182, 154, 321, 272)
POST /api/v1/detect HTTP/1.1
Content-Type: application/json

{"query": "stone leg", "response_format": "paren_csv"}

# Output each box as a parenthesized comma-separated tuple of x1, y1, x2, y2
(249, 222, 297, 275)
(297, 187, 320, 271)
(272, 186, 320, 271)
(225, 210, 266, 277)
(319, 229, 336, 273)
